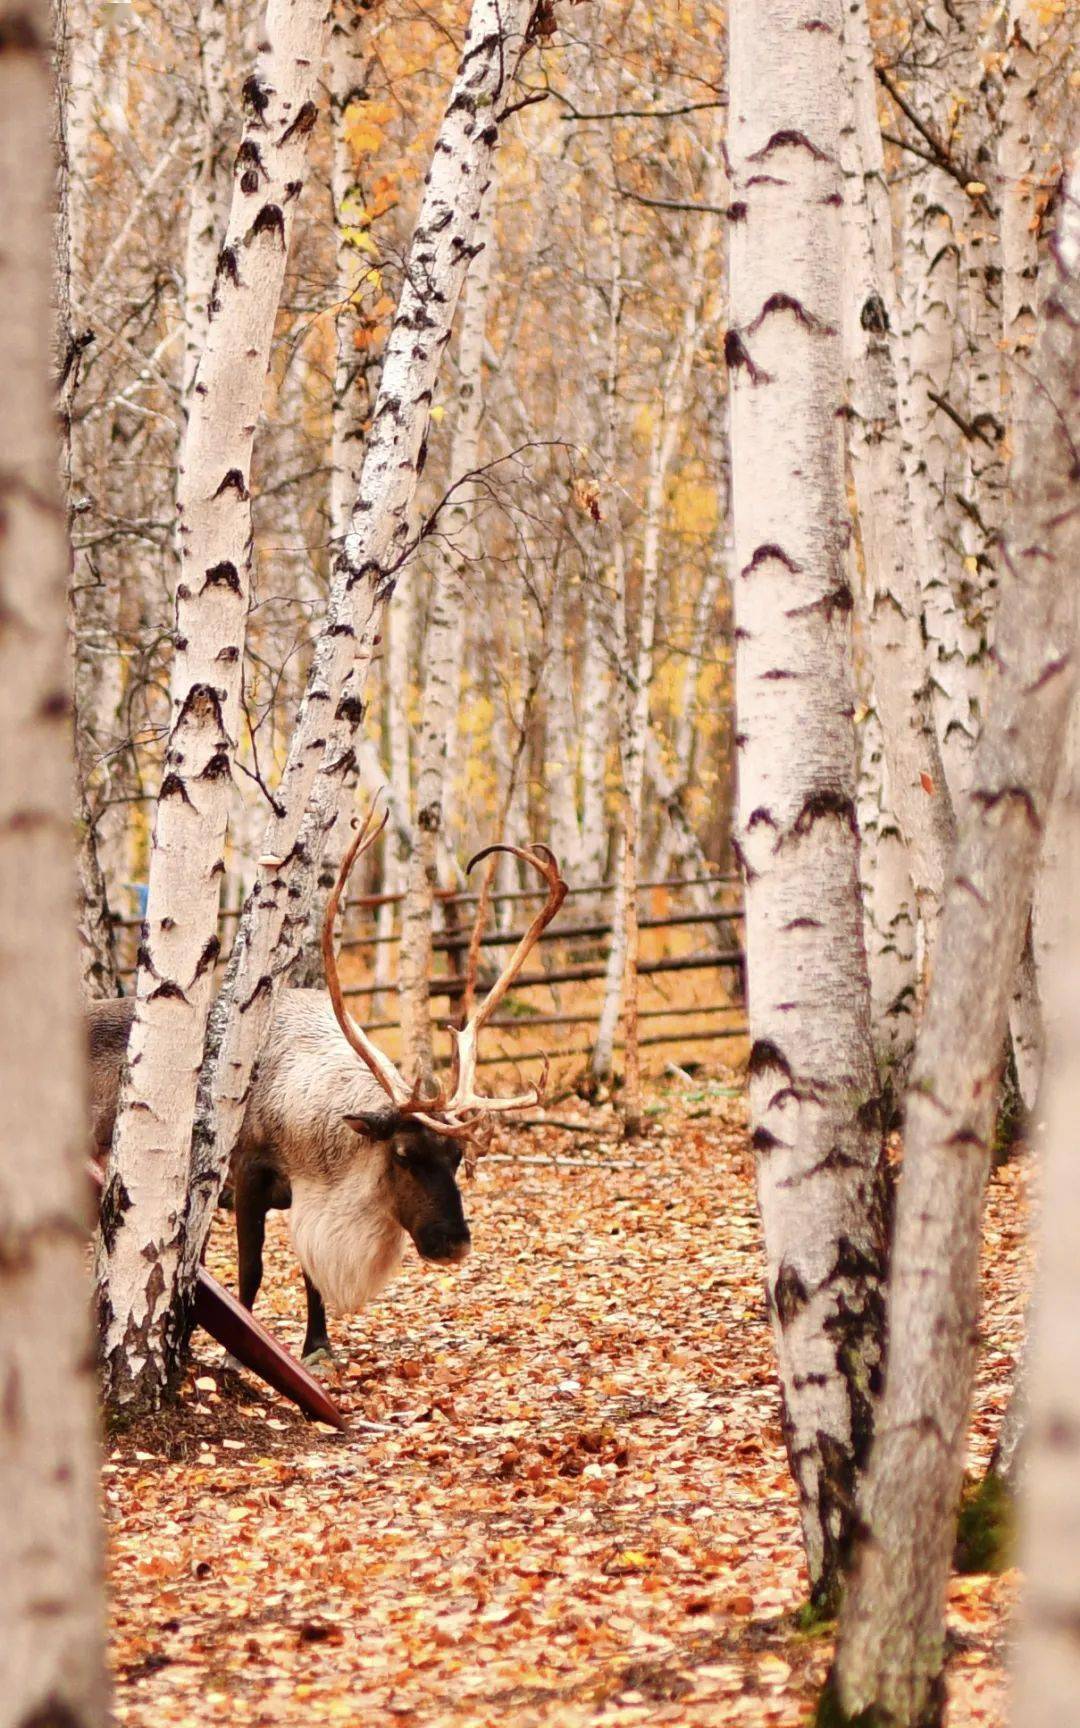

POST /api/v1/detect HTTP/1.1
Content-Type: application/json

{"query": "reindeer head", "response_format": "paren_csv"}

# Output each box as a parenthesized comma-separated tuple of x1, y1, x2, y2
(342, 1110, 471, 1264)
(323, 805, 568, 1258)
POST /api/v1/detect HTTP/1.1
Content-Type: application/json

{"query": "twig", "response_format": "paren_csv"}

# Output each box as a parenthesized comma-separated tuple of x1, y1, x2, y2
(613, 176, 727, 217)
(927, 388, 998, 449)
(512, 1116, 605, 1133)
(484, 1153, 639, 1168)
(876, 65, 993, 212)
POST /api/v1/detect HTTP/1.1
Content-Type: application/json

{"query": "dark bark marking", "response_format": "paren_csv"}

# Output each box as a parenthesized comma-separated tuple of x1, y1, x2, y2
(159, 773, 193, 805)
(970, 784, 1039, 828)
(201, 560, 242, 594)
(773, 1262, 810, 1328)
(727, 201, 748, 222)
(279, 100, 318, 145)
(793, 791, 858, 837)
(0, 13, 42, 50)
(176, 682, 226, 731)
(147, 979, 187, 1003)
(749, 128, 830, 163)
(742, 542, 802, 576)
(241, 75, 271, 122)
(99, 1173, 132, 1255)
(723, 329, 771, 384)
(747, 1039, 792, 1081)
(860, 293, 890, 334)
(249, 204, 286, 246)
(213, 470, 249, 501)
(747, 292, 835, 336)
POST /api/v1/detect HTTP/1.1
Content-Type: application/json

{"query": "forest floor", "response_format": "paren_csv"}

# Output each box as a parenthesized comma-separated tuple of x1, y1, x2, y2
(106, 1072, 1030, 1728)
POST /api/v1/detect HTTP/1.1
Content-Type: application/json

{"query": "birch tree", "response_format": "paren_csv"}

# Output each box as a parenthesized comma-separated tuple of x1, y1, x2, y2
(0, 0, 106, 1708)
(97, 0, 331, 1407)
(727, 0, 886, 1601)
(827, 152, 1080, 1728)
(400, 198, 495, 1081)
(841, 0, 955, 967)
(1012, 726, 1080, 1728)
(184, 0, 536, 1300)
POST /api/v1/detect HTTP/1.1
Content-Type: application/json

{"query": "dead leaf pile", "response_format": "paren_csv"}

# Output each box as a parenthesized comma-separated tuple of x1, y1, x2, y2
(106, 1076, 1030, 1727)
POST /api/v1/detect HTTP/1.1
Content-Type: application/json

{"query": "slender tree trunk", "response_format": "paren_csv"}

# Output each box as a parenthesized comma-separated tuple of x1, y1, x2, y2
(58, 141, 119, 996)
(96, 0, 331, 1408)
(180, 0, 229, 406)
(827, 153, 1080, 1728)
(856, 697, 918, 1074)
(579, 572, 610, 884)
(59, 0, 122, 997)
(544, 573, 585, 874)
(1012, 800, 1080, 1720)
(185, 0, 535, 1291)
(728, 0, 886, 1603)
(998, 1, 1042, 371)
(841, 0, 956, 963)
(289, 12, 386, 993)
(400, 198, 494, 1081)
(0, 0, 107, 1709)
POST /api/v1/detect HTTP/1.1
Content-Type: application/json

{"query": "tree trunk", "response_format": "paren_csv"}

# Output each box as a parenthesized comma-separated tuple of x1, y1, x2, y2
(728, 0, 886, 1604)
(827, 153, 1080, 1728)
(1012, 797, 1080, 1720)
(998, 1, 1042, 370)
(180, 0, 229, 407)
(0, 0, 107, 1708)
(185, 0, 535, 1292)
(97, 0, 330, 1409)
(856, 697, 917, 1075)
(841, 0, 955, 965)
(400, 197, 494, 1081)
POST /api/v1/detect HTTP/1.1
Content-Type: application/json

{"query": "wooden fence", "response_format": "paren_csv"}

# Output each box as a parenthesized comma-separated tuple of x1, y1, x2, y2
(113, 871, 747, 1073)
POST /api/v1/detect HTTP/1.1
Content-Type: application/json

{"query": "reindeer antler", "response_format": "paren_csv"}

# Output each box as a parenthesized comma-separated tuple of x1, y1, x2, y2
(322, 804, 459, 1133)
(443, 842, 568, 1119)
(322, 811, 567, 1144)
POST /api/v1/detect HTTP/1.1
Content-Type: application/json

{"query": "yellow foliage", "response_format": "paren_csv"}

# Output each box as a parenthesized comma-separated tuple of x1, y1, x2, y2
(670, 476, 718, 539)
(342, 98, 395, 160)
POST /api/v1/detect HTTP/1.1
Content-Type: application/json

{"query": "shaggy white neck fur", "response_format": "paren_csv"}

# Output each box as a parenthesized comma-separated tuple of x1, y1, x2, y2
(289, 1161, 406, 1314)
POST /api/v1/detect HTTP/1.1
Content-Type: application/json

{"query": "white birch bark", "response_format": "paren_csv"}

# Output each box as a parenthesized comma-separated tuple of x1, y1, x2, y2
(728, 0, 886, 1600)
(290, 13, 383, 995)
(400, 199, 494, 1080)
(97, 0, 330, 1406)
(891, 12, 975, 798)
(185, 0, 535, 1287)
(180, 0, 229, 406)
(1013, 768, 1080, 1722)
(856, 698, 917, 1071)
(829, 154, 1080, 1728)
(999, 1, 1042, 368)
(0, 0, 107, 1708)
(579, 572, 611, 884)
(841, 0, 956, 957)
(544, 573, 585, 874)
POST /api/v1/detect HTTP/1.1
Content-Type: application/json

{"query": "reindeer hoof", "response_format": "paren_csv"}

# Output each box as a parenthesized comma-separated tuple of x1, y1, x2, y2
(302, 1346, 335, 1371)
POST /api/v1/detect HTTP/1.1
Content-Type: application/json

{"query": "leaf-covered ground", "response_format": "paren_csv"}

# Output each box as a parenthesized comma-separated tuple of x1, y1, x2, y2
(106, 1077, 1030, 1726)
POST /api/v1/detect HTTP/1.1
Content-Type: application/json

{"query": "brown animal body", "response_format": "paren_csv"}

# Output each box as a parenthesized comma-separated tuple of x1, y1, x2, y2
(87, 991, 469, 1361)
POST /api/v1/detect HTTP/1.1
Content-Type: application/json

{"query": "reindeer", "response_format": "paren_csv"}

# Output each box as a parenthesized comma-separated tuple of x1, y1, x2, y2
(87, 813, 566, 1361)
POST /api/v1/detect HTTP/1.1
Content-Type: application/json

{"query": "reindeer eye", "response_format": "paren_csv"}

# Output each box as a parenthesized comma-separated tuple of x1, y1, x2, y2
(391, 1145, 410, 1164)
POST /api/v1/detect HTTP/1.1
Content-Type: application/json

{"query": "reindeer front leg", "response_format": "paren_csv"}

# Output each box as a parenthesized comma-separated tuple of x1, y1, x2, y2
(302, 1273, 332, 1364)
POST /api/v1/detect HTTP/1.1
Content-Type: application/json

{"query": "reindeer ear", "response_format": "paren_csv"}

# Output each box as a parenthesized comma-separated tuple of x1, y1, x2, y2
(343, 1110, 400, 1141)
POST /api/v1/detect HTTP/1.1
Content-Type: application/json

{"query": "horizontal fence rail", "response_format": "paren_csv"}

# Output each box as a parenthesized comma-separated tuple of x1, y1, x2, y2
(111, 868, 746, 1069)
